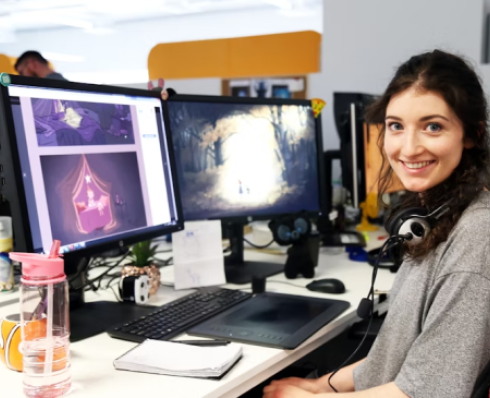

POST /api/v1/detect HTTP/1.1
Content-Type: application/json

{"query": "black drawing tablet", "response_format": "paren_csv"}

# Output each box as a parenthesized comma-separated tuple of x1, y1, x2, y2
(188, 292, 350, 349)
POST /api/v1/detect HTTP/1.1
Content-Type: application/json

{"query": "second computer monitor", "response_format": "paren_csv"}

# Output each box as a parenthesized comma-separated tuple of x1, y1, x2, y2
(166, 95, 323, 221)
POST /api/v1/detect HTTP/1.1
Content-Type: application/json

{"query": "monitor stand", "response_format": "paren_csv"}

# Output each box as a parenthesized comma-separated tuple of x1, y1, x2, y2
(66, 256, 156, 342)
(223, 222, 284, 285)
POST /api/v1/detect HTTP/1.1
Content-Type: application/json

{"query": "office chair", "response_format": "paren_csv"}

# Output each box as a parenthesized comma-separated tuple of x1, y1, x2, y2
(471, 359, 490, 398)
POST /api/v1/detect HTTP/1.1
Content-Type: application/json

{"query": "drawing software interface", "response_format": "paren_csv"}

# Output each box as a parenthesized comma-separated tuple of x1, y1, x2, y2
(7, 84, 178, 254)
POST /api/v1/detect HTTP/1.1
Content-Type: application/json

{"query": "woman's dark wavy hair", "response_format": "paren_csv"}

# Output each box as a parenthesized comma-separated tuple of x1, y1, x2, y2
(366, 49, 490, 259)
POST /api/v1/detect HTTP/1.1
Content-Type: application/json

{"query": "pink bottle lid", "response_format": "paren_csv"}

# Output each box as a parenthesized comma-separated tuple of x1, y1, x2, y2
(9, 240, 65, 285)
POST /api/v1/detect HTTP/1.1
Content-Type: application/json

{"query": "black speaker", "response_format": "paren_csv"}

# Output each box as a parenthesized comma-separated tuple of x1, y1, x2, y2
(284, 232, 320, 279)
(269, 213, 318, 279)
(268, 212, 311, 246)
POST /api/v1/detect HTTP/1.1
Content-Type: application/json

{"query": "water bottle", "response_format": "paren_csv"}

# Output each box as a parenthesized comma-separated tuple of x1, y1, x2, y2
(10, 240, 71, 398)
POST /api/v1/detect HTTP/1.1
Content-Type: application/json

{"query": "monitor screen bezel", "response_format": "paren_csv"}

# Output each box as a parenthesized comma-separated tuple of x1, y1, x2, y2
(0, 75, 184, 257)
(165, 94, 327, 223)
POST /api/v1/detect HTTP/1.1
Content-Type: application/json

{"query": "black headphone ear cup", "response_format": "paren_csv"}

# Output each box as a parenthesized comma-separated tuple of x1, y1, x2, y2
(387, 207, 427, 236)
(386, 208, 409, 236)
(387, 216, 403, 237)
(398, 217, 431, 245)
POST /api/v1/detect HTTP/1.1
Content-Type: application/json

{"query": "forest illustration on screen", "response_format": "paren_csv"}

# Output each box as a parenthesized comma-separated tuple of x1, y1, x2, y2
(168, 102, 319, 219)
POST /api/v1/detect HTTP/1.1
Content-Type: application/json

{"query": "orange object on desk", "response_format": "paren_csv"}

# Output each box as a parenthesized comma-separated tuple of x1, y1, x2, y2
(1, 315, 68, 372)
(0, 314, 23, 372)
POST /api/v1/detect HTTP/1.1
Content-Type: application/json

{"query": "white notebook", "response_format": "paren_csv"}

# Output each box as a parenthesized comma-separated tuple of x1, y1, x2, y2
(114, 340, 243, 378)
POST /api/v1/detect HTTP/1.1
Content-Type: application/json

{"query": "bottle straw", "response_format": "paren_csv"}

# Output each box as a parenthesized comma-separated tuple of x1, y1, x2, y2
(44, 283, 54, 375)
(44, 240, 60, 375)
(48, 240, 61, 259)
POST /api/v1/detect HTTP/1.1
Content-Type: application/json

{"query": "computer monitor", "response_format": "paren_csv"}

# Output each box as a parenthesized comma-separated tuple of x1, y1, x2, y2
(316, 93, 378, 247)
(0, 75, 184, 339)
(167, 95, 326, 283)
(333, 92, 377, 207)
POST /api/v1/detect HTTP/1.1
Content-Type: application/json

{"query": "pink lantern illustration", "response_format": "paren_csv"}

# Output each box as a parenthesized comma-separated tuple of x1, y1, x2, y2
(72, 155, 115, 234)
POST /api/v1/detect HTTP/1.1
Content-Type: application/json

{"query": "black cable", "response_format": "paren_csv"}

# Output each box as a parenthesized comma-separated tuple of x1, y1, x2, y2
(104, 273, 122, 289)
(327, 234, 409, 393)
(92, 263, 124, 291)
(153, 258, 173, 268)
(267, 280, 306, 289)
(367, 238, 401, 302)
(83, 252, 130, 292)
(243, 238, 275, 249)
(96, 270, 122, 290)
(68, 257, 91, 288)
(84, 279, 98, 292)
(328, 314, 374, 392)
(88, 264, 118, 269)
(108, 284, 122, 302)
(84, 246, 173, 291)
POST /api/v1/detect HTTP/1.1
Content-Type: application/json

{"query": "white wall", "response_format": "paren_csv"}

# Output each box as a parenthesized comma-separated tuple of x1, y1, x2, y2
(117, 79, 222, 95)
(310, 0, 486, 153)
(1, 7, 322, 88)
(157, 78, 221, 96)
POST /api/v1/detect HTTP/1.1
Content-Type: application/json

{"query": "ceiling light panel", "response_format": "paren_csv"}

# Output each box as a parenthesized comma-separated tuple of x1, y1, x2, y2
(18, 0, 83, 10)
(41, 51, 85, 62)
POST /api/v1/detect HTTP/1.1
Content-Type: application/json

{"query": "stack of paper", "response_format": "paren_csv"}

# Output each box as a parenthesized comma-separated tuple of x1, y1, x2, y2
(114, 340, 242, 378)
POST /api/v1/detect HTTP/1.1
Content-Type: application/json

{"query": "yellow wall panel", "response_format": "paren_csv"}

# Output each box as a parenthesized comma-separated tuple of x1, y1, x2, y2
(148, 31, 320, 80)
(0, 55, 16, 74)
(0, 55, 53, 74)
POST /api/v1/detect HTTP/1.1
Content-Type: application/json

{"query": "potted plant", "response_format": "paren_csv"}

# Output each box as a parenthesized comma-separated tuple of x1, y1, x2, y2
(121, 240, 161, 296)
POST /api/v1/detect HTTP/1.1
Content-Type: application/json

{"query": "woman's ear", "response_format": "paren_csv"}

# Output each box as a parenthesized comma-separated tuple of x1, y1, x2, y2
(464, 123, 484, 149)
(477, 122, 485, 139)
(464, 137, 475, 149)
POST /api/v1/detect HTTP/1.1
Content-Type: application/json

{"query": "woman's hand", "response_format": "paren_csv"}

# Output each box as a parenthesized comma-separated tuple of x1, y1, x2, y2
(265, 378, 325, 394)
(263, 383, 318, 398)
(262, 358, 366, 397)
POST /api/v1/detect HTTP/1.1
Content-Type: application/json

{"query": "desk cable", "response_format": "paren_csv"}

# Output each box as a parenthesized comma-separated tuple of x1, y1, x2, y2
(327, 233, 411, 393)
(266, 280, 307, 289)
(243, 238, 275, 249)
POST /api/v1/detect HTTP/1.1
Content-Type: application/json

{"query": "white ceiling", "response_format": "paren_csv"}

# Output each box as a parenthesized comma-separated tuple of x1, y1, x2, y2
(0, 0, 322, 84)
(0, 0, 321, 39)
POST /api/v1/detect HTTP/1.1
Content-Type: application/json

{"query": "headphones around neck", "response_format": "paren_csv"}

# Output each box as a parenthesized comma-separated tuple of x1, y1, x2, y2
(386, 201, 452, 245)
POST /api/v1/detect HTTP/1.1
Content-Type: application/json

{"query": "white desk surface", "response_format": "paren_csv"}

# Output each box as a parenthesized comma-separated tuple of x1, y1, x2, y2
(0, 238, 396, 398)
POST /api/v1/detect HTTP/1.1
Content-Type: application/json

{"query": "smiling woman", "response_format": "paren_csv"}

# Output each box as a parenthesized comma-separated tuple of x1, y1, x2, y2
(262, 50, 490, 398)
(354, 49, 490, 397)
